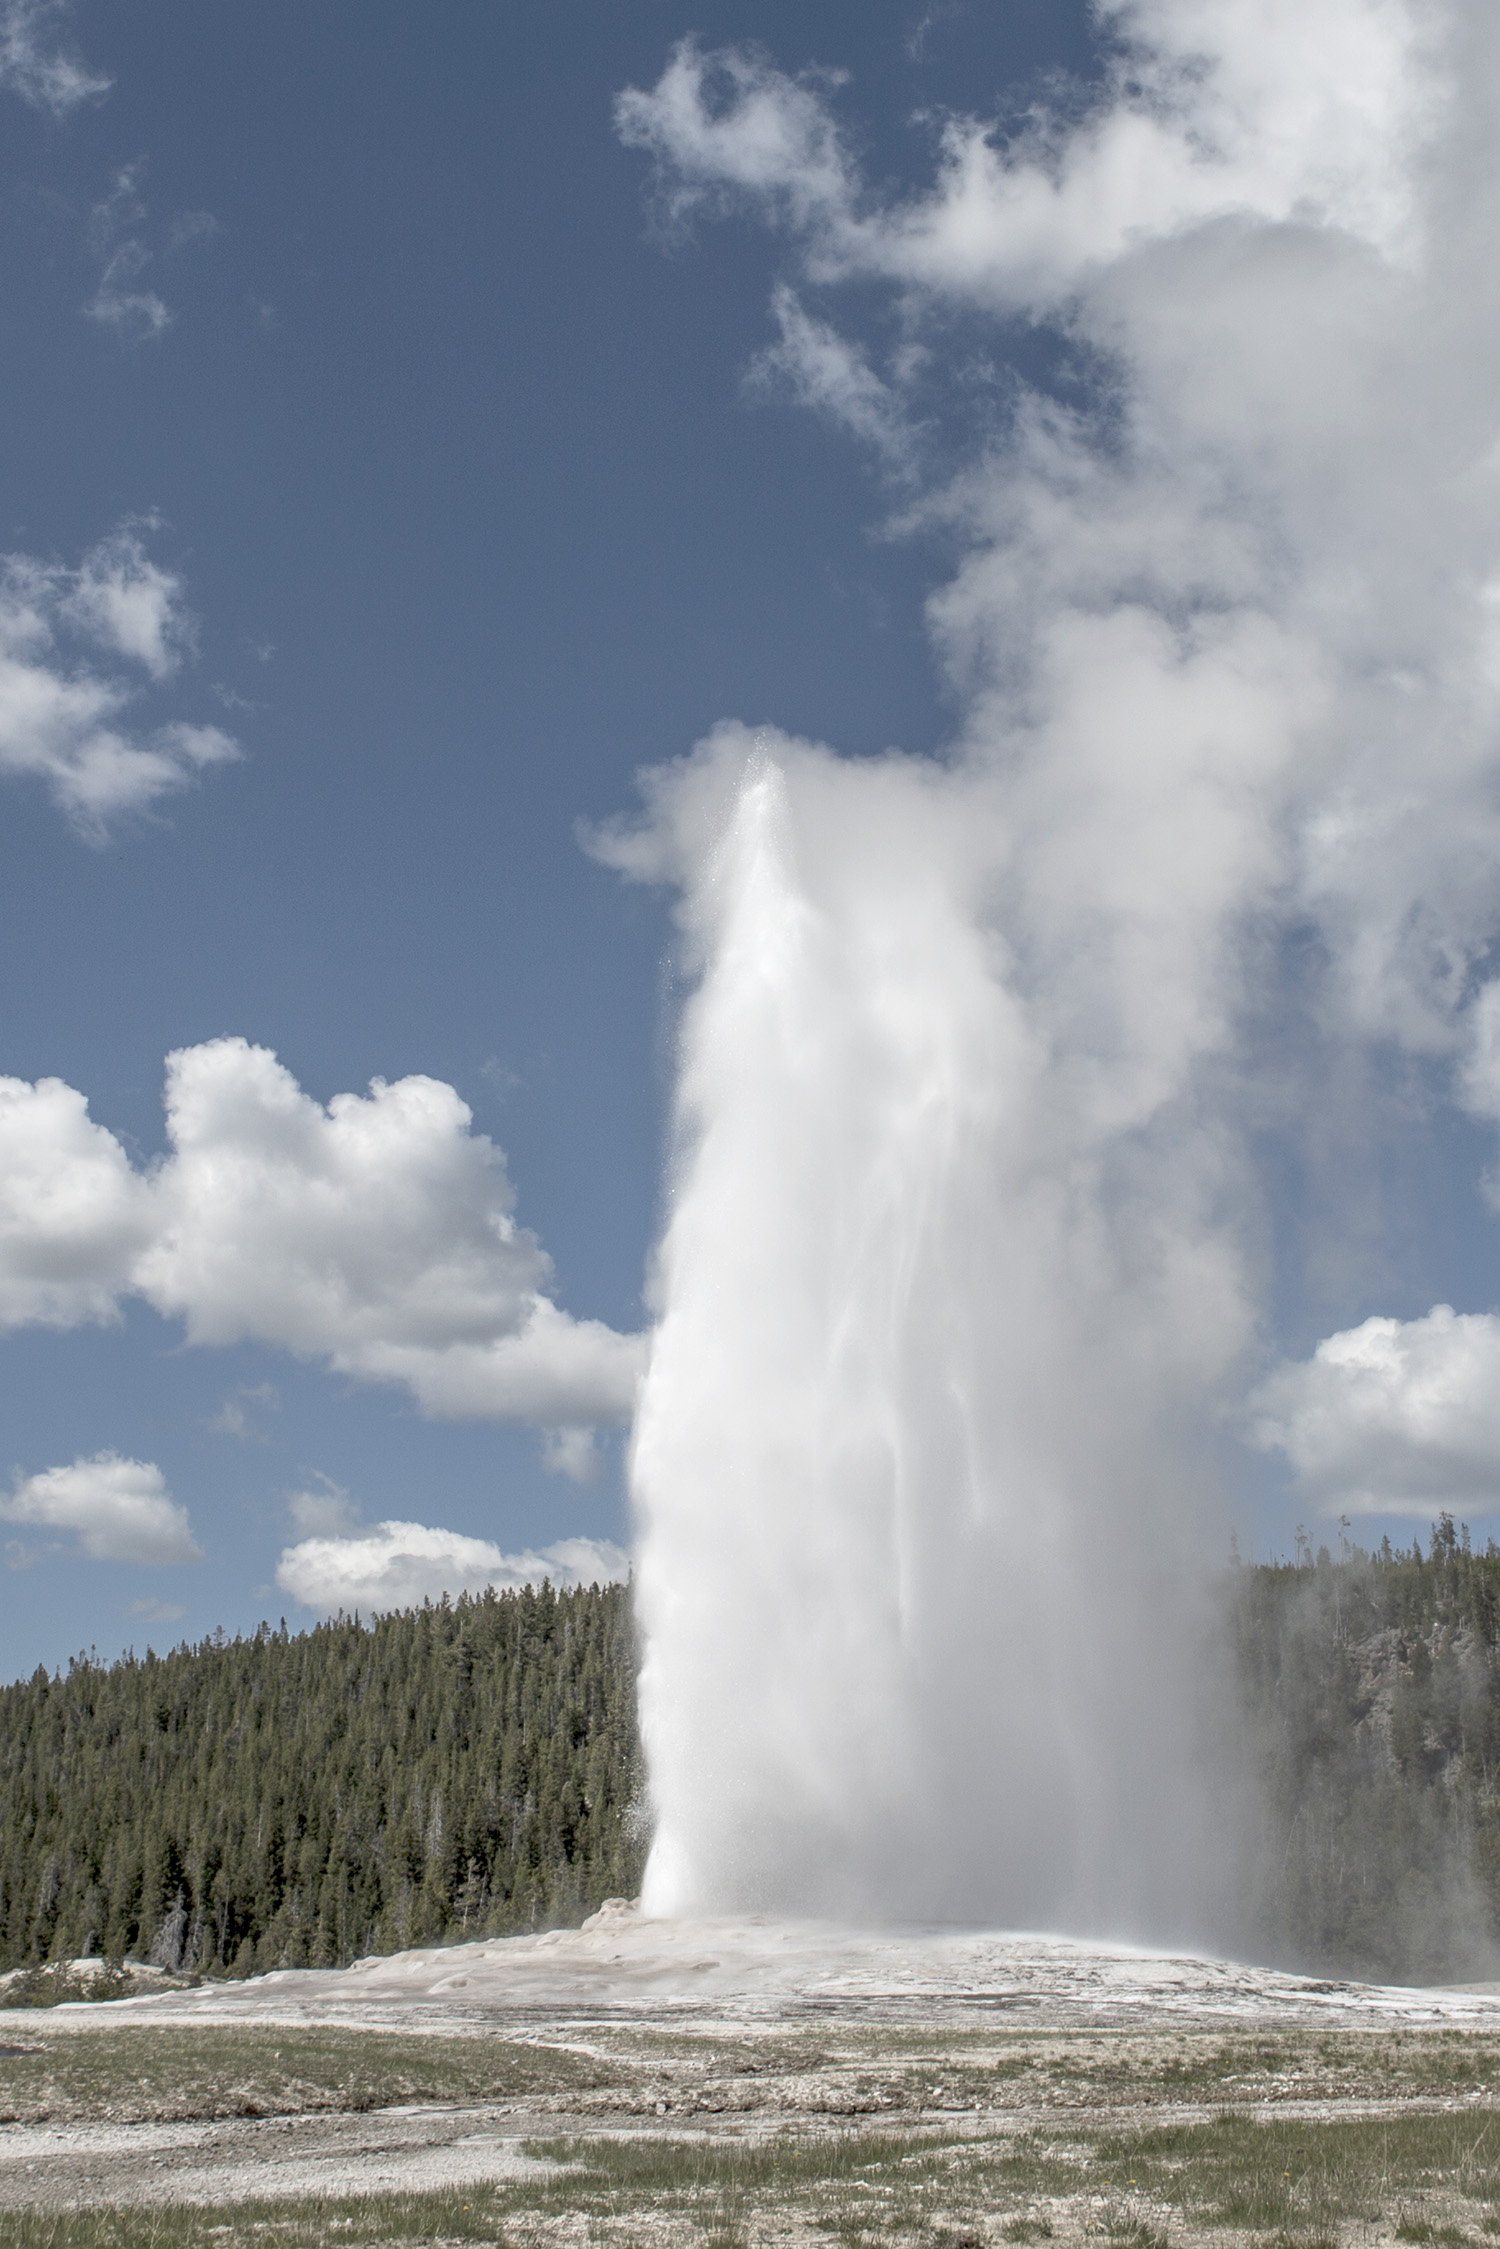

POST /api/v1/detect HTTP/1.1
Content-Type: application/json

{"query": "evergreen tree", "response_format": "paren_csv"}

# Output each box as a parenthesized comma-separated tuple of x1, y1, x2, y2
(1233, 1518, 1500, 1981)
(0, 1582, 643, 1976)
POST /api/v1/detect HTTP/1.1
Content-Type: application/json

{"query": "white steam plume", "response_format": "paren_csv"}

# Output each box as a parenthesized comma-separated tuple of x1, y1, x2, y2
(609, 1, 1500, 1929)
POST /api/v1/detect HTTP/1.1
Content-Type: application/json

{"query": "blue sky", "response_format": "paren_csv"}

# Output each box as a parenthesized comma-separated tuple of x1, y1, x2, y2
(5, 0, 1500, 1680)
(0, 0, 1096, 1673)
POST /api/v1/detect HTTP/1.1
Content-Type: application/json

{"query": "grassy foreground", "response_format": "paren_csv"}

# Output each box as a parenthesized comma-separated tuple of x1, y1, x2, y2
(5, 2021, 1500, 2245)
(5, 2112, 1500, 2246)
(0, 2024, 614, 2123)
(6, 2022, 1500, 2124)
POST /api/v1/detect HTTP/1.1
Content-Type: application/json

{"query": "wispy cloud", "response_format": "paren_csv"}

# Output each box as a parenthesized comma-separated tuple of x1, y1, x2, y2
(204, 1382, 279, 1440)
(83, 167, 222, 340)
(166, 210, 220, 255)
(125, 1596, 186, 1624)
(540, 1426, 604, 1484)
(61, 523, 193, 677)
(746, 283, 917, 474)
(0, 0, 108, 116)
(86, 163, 171, 339)
(0, 525, 238, 839)
(285, 1473, 359, 1538)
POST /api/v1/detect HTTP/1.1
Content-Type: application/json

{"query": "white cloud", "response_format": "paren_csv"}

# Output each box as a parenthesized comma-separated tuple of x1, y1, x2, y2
(0, 1038, 645, 1442)
(619, 13, 1429, 309)
(137, 1038, 552, 1354)
(0, 531, 237, 838)
(0, 0, 108, 115)
(204, 1382, 279, 1440)
(135, 1040, 645, 1430)
(746, 285, 914, 473)
(617, 40, 854, 240)
(353, 1303, 644, 1430)
(125, 1596, 185, 1624)
(285, 1475, 359, 1537)
(86, 164, 172, 341)
(0, 1453, 202, 1564)
(1457, 980, 1500, 1208)
(0, 1076, 153, 1328)
(61, 527, 189, 679)
(86, 249, 170, 341)
(1252, 1306, 1500, 1514)
(275, 1519, 629, 1616)
(611, 9, 1500, 1138)
(541, 1425, 603, 1484)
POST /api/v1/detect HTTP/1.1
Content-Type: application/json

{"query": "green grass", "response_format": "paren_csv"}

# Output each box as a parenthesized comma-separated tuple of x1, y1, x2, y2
(7, 2022, 1500, 2246)
(0, 2024, 617, 2124)
(1089, 2109, 1500, 2231)
(0, 1967, 137, 2011)
(0, 2190, 524, 2247)
(5, 2111, 1500, 2246)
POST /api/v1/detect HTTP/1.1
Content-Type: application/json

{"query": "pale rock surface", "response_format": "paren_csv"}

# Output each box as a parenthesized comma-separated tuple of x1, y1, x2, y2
(38, 1903, 1500, 2031)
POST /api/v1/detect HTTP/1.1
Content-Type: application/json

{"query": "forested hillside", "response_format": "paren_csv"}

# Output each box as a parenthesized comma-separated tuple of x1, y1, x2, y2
(0, 1581, 642, 1977)
(1235, 1517, 1500, 1983)
(8, 1536, 1500, 1987)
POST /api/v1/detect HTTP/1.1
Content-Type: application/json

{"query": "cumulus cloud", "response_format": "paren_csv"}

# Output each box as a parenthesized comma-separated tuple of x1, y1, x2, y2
(0, 1038, 645, 1442)
(0, 1453, 202, 1564)
(276, 1520, 628, 1616)
(618, 14, 1430, 307)
(0, 0, 109, 115)
(136, 1039, 550, 1354)
(61, 526, 191, 677)
(0, 1075, 153, 1327)
(0, 529, 237, 838)
(1252, 1307, 1500, 1515)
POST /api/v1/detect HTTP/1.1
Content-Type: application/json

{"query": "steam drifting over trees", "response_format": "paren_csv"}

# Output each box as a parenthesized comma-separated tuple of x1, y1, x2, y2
(7, 1548, 1500, 1985)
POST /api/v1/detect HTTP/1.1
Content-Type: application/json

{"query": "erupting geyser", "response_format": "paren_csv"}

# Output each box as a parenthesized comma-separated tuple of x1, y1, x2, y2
(604, 0, 1500, 1933)
(610, 741, 1236, 1930)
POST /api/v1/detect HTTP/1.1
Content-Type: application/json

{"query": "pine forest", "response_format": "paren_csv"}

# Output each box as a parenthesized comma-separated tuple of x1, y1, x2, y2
(8, 1538, 1500, 1986)
(1234, 1517, 1500, 1984)
(0, 1581, 642, 1979)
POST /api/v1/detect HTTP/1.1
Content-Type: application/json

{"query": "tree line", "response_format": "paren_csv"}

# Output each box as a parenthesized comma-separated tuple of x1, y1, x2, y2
(8, 1533, 1500, 1986)
(1234, 1515, 1500, 1983)
(0, 1580, 643, 1978)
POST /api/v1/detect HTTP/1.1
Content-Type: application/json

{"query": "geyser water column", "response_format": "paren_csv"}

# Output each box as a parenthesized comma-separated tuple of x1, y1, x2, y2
(606, 733, 1254, 1932)
(605, 0, 1500, 1935)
